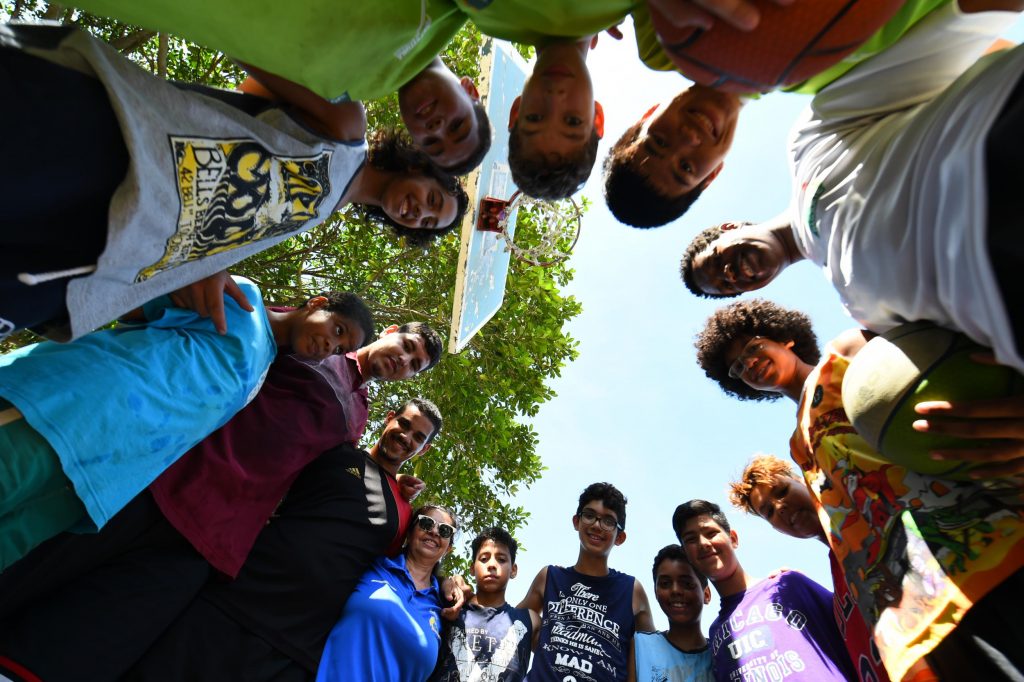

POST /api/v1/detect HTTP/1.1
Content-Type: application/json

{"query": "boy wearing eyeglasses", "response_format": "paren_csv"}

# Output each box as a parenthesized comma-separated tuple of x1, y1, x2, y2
(432, 526, 537, 682)
(520, 482, 654, 681)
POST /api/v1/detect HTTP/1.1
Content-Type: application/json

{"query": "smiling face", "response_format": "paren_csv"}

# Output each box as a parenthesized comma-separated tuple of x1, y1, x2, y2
(382, 173, 458, 231)
(473, 539, 517, 595)
(654, 558, 711, 626)
(748, 475, 822, 541)
(573, 500, 625, 558)
(625, 86, 741, 199)
(723, 335, 799, 395)
(399, 65, 481, 170)
(289, 298, 367, 361)
(509, 42, 602, 162)
(691, 222, 787, 296)
(376, 404, 436, 475)
(363, 329, 432, 381)
(678, 514, 739, 583)
(408, 507, 455, 565)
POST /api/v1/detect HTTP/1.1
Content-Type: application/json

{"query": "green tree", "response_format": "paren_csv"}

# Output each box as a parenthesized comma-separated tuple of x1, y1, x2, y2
(0, 3, 575, 568)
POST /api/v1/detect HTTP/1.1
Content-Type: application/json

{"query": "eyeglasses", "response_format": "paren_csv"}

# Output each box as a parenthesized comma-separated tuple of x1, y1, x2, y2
(416, 514, 456, 540)
(728, 336, 766, 379)
(578, 508, 622, 532)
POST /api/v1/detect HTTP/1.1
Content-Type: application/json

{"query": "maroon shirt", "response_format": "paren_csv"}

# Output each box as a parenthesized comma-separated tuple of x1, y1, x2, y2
(149, 350, 369, 576)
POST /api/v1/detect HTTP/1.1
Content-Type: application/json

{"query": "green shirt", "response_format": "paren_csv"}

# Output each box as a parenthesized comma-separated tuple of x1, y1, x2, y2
(631, 0, 950, 95)
(71, 0, 467, 101)
(454, 0, 638, 44)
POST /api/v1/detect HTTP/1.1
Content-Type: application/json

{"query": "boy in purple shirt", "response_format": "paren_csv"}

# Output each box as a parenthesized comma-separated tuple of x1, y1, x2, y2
(672, 500, 855, 682)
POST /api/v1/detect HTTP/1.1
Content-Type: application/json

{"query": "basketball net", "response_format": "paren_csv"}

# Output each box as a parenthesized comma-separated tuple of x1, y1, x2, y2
(476, 191, 582, 267)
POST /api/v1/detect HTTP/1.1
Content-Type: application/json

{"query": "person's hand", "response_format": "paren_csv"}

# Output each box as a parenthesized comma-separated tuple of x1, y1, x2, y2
(440, 574, 472, 620)
(396, 474, 426, 502)
(913, 356, 1024, 478)
(169, 271, 253, 334)
(647, 0, 795, 33)
(589, 23, 624, 50)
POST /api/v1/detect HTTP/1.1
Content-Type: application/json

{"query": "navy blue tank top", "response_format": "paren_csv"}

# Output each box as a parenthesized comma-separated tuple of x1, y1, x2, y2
(529, 566, 636, 682)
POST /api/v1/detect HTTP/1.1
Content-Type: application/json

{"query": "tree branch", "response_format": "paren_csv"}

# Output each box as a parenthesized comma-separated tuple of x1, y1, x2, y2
(112, 29, 156, 55)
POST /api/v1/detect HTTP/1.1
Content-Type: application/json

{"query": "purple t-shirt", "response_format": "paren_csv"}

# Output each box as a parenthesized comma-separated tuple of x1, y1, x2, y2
(709, 570, 855, 682)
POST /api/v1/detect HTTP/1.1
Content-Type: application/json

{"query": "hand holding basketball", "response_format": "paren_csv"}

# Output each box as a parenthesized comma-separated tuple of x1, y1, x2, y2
(649, 0, 904, 93)
(913, 364, 1024, 479)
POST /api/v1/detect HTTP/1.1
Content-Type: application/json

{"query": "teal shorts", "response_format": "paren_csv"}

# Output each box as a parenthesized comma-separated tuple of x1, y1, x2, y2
(0, 398, 86, 570)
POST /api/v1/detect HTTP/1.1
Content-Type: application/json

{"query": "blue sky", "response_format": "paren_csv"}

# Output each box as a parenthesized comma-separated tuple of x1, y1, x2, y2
(497, 13, 1024, 632)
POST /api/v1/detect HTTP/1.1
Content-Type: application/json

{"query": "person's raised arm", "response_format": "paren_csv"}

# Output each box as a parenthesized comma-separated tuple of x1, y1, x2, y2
(632, 578, 655, 633)
(517, 566, 548, 614)
(958, 0, 1024, 12)
(238, 64, 366, 143)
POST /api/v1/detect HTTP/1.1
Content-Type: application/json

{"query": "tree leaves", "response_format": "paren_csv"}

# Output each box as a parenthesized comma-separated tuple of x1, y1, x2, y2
(1, 1, 581, 572)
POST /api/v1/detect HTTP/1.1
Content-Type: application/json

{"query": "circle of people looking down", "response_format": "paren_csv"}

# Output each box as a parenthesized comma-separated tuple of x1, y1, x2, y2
(1, 0, 1023, 681)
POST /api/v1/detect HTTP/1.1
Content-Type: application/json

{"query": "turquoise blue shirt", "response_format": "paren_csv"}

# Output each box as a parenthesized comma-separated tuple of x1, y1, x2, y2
(316, 553, 443, 682)
(633, 632, 713, 682)
(0, 278, 275, 529)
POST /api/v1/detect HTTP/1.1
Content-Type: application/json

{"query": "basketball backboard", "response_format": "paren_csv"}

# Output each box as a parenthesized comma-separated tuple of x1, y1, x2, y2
(448, 39, 529, 354)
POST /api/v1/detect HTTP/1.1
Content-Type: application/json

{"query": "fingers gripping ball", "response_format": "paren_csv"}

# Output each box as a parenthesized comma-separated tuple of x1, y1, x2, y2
(650, 0, 904, 94)
(842, 322, 1024, 479)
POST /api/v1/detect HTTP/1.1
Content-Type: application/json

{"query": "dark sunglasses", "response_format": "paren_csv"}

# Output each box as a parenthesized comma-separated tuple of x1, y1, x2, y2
(416, 514, 456, 539)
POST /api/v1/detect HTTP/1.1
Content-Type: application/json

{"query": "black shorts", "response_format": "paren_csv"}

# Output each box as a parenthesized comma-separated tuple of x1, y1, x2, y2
(0, 46, 127, 334)
(0, 494, 210, 682)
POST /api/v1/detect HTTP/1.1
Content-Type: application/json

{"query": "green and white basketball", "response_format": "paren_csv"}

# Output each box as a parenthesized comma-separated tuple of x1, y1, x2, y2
(842, 322, 1024, 479)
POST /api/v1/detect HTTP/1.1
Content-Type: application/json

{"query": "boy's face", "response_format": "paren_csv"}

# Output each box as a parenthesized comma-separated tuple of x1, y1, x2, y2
(691, 222, 786, 296)
(625, 86, 741, 199)
(399, 70, 482, 171)
(509, 43, 603, 162)
(363, 328, 431, 381)
(376, 404, 435, 472)
(573, 500, 626, 557)
(749, 475, 821, 540)
(291, 297, 366, 361)
(654, 558, 711, 626)
(473, 539, 517, 594)
(678, 514, 739, 583)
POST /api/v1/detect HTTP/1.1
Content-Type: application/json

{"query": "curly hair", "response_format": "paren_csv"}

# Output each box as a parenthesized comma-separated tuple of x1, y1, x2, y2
(397, 321, 444, 373)
(680, 223, 725, 298)
(695, 299, 821, 402)
(577, 482, 627, 530)
(396, 397, 443, 444)
(651, 544, 708, 589)
(355, 128, 469, 246)
(440, 101, 492, 176)
(508, 124, 598, 200)
(302, 291, 375, 349)
(728, 454, 797, 516)
(602, 122, 704, 228)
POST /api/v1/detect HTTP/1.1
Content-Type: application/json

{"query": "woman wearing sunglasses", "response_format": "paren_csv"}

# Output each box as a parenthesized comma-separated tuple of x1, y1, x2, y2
(315, 504, 458, 682)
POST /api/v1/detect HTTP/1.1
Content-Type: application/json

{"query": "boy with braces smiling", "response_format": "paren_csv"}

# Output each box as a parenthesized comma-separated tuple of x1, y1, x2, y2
(519, 482, 653, 682)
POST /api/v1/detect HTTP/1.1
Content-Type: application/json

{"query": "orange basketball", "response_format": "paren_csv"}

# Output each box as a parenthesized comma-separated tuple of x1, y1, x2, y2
(650, 0, 905, 94)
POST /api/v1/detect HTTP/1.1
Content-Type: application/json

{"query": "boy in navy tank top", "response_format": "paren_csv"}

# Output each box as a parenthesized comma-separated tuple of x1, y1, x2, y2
(520, 482, 654, 681)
